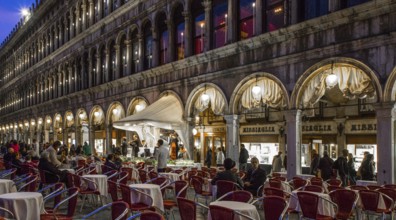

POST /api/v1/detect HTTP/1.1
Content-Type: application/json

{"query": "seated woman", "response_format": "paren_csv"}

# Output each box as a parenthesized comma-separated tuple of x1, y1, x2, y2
(104, 154, 121, 171)
(211, 158, 244, 188)
(38, 151, 69, 184)
(244, 157, 267, 196)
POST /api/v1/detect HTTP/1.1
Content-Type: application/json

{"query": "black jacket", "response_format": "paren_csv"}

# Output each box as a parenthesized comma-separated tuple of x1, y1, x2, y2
(245, 167, 267, 194)
(211, 170, 244, 188)
(38, 158, 68, 183)
(239, 148, 249, 163)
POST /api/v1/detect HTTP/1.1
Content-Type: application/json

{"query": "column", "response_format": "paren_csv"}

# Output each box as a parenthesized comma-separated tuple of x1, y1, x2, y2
(105, 125, 112, 155)
(167, 21, 175, 63)
(224, 115, 240, 166)
(114, 45, 121, 79)
(284, 110, 302, 180)
(183, 11, 192, 57)
(137, 34, 144, 71)
(96, 52, 101, 85)
(89, 0, 94, 26)
(69, 9, 75, 39)
(186, 117, 195, 161)
(202, 0, 211, 51)
(75, 7, 81, 35)
(151, 28, 159, 67)
(63, 126, 68, 146)
(75, 124, 81, 146)
(227, 0, 237, 43)
(64, 19, 69, 42)
(125, 40, 132, 75)
(375, 103, 395, 185)
(105, 49, 110, 82)
(89, 125, 95, 154)
(334, 118, 346, 157)
(82, 1, 87, 30)
(254, 0, 262, 35)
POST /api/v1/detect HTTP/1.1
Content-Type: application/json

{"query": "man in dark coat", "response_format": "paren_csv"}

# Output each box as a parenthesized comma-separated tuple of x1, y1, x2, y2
(239, 144, 249, 171)
(333, 149, 349, 186)
(318, 151, 334, 180)
(211, 158, 244, 188)
(244, 157, 267, 196)
(310, 149, 320, 176)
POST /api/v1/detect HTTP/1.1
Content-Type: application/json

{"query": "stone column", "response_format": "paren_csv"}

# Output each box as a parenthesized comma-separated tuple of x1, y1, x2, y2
(105, 49, 110, 82)
(64, 19, 69, 42)
(114, 45, 121, 79)
(224, 115, 240, 167)
(137, 34, 144, 71)
(183, 11, 192, 57)
(89, 0, 94, 26)
(288, 0, 300, 25)
(200, 126, 205, 165)
(75, 125, 81, 147)
(75, 7, 81, 35)
(125, 40, 132, 75)
(284, 110, 302, 180)
(328, 0, 341, 12)
(227, 0, 237, 43)
(186, 117, 195, 161)
(202, 0, 211, 51)
(375, 103, 395, 185)
(69, 9, 75, 39)
(96, 52, 101, 85)
(82, 1, 87, 31)
(105, 124, 112, 155)
(167, 20, 175, 63)
(89, 125, 95, 154)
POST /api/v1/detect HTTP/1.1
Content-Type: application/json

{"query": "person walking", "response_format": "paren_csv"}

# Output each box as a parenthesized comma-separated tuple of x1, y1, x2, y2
(310, 149, 320, 176)
(318, 151, 334, 181)
(347, 153, 357, 184)
(272, 151, 283, 173)
(333, 149, 349, 186)
(154, 139, 169, 173)
(216, 147, 225, 167)
(205, 149, 212, 168)
(239, 144, 249, 171)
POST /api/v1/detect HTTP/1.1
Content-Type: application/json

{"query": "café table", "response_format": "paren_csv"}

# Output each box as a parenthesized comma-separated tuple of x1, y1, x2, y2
(208, 201, 260, 220)
(129, 183, 164, 211)
(0, 179, 17, 194)
(289, 190, 336, 217)
(296, 174, 315, 180)
(82, 174, 108, 196)
(272, 171, 288, 178)
(356, 180, 377, 186)
(0, 192, 43, 220)
(159, 172, 182, 181)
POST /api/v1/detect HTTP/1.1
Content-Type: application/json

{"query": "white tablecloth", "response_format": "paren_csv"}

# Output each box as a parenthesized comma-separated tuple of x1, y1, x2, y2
(208, 201, 260, 220)
(0, 179, 16, 195)
(289, 191, 336, 217)
(129, 183, 164, 211)
(273, 172, 288, 178)
(159, 172, 181, 181)
(83, 174, 108, 196)
(263, 180, 292, 193)
(296, 174, 315, 180)
(0, 192, 43, 220)
(356, 180, 377, 186)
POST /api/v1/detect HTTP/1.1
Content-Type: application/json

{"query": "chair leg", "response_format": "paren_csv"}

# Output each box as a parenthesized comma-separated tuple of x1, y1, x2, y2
(80, 194, 87, 212)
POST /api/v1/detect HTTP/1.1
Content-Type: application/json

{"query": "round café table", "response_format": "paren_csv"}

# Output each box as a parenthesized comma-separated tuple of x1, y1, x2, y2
(129, 183, 164, 212)
(208, 201, 260, 220)
(0, 192, 43, 220)
(0, 179, 17, 194)
(159, 172, 181, 181)
(82, 174, 108, 196)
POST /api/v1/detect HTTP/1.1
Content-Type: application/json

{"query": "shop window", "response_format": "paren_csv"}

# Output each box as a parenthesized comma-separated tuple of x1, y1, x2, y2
(192, 2, 205, 55)
(239, 0, 255, 40)
(303, 0, 328, 20)
(212, 0, 228, 48)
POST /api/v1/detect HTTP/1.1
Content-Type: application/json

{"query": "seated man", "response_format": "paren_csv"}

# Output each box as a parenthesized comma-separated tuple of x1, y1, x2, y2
(38, 151, 69, 184)
(244, 157, 267, 196)
(104, 154, 121, 171)
(211, 158, 244, 188)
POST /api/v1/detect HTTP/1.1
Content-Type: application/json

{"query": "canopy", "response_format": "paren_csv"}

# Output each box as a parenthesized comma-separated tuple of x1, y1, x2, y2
(113, 95, 187, 144)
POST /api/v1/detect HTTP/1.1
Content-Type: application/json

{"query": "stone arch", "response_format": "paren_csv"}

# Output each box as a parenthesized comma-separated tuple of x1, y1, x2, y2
(106, 101, 126, 124)
(229, 72, 290, 114)
(89, 105, 105, 126)
(115, 30, 127, 45)
(290, 57, 382, 109)
(384, 66, 396, 102)
(126, 96, 149, 116)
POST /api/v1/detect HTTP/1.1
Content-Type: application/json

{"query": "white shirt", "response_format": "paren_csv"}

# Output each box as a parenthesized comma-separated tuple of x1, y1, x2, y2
(155, 144, 170, 169)
(216, 151, 225, 165)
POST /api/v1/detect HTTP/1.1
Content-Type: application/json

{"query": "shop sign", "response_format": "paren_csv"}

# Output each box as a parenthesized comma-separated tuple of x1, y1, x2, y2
(204, 127, 226, 133)
(345, 119, 376, 134)
(240, 125, 278, 135)
(301, 122, 336, 134)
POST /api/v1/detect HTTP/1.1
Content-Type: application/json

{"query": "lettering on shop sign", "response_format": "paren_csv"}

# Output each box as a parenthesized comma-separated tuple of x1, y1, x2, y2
(240, 125, 278, 135)
(302, 125, 332, 132)
(350, 124, 376, 131)
(345, 119, 377, 134)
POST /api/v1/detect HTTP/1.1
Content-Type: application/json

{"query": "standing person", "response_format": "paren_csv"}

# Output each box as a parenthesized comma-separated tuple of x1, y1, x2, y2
(83, 141, 91, 156)
(216, 147, 225, 167)
(121, 138, 128, 157)
(272, 151, 283, 173)
(333, 149, 349, 186)
(239, 144, 249, 171)
(283, 151, 287, 171)
(357, 151, 369, 179)
(205, 149, 212, 168)
(211, 158, 244, 189)
(309, 150, 320, 176)
(154, 139, 169, 173)
(347, 153, 357, 185)
(317, 151, 334, 181)
(360, 154, 375, 181)
(244, 157, 267, 196)
(32, 139, 39, 157)
(131, 134, 141, 157)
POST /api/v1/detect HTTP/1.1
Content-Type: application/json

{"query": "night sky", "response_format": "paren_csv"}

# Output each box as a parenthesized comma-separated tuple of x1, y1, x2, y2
(0, 0, 36, 44)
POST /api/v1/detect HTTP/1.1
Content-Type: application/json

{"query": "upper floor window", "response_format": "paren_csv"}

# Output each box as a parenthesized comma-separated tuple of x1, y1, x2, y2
(157, 12, 168, 65)
(174, 4, 185, 60)
(143, 22, 153, 70)
(239, 0, 255, 40)
(264, 0, 286, 32)
(192, 1, 205, 54)
(304, 0, 328, 20)
(212, 0, 228, 49)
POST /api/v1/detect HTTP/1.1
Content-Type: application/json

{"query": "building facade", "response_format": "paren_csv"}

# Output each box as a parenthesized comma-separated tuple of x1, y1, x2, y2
(1, 0, 396, 184)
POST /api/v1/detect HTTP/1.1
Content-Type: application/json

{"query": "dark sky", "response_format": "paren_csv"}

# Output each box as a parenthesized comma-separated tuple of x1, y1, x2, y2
(0, 0, 36, 44)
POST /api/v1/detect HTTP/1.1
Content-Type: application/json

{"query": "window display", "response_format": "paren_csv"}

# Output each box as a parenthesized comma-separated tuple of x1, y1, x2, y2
(242, 142, 279, 164)
(347, 144, 377, 171)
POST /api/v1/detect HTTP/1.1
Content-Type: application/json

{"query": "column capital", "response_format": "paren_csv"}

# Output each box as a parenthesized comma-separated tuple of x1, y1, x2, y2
(224, 114, 240, 123)
(202, 0, 212, 10)
(374, 102, 394, 119)
(284, 109, 302, 122)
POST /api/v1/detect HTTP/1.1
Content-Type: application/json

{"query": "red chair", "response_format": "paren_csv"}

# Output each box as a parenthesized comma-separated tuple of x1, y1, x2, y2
(77, 159, 86, 167)
(292, 178, 308, 190)
(138, 169, 148, 183)
(273, 176, 287, 182)
(127, 211, 165, 220)
(215, 180, 237, 199)
(40, 187, 79, 220)
(0, 207, 15, 219)
(263, 187, 286, 198)
(326, 179, 342, 187)
(272, 172, 281, 177)
(149, 176, 169, 195)
(177, 197, 197, 220)
(209, 205, 255, 220)
(383, 184, 396, 189)
(119, 183, 155, 212)
(136, 162, 145, 169)
(68, 174, 103, 212)
(377, 188, 396, 214)
(359, 189, 394, 219)
(367, 185, 382, 190)
(263, 196, 289, 220)
(108, 180, 121, 202)
(310, 177, 323, 186)
(17, 174, 38, 192)
(329, 189, 358, 220)
(327, 185, 343, 192)
(148, 171, 159, 180)
(216, 190, 253, 203)
(297, 191, 338, 220)
(121, 167, 137, 183)
(190, 176, 212, 204)
(39, 169, 60, 188)
(163, 180, 189, 219)
(269, 178, 282, 189)
(118, 171, 129, 185)
(238, 171, 246, 180)
(349, 185, 368, 190)
(82, 201, 130, 220)
(302, 185, 325, 193)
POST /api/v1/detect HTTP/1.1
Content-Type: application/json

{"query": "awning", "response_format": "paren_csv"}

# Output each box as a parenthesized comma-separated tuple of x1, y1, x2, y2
(113, 95, 187, 144)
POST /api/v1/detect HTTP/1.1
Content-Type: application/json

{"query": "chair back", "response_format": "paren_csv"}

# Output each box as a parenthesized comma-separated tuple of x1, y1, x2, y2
(67, 173, 82, 189)
(174, 180, 189, 198)
(272, 176, 286, 182)
(151, 176, 168, 194)
(296, 191, 320, 219)
(303, 185, 324, 193)
(0, 207, 15, 219)
(39, 169, 47, 184)
(383, 184, 396, 189)
(148, 171, 159, 180)
(349, 185, 368, 190)
(310, 177, 323, 186)
(263, 187, 284, 198)
(377, 188, 396, 210)
(292, 178, 308, 190)
(272, 172, 281, 177)
(78, 160, 86, 167)
(101, 164, 108, 174)
(177, 197, 196, 220)
(108, 180, 119, 201)
(238, 171, 246, 180)
(118, 171, 129, 185)
(359, 189, 380, 212)
(263, 196, 288, 220)
(138, 169, 148, 183)
(230, 190, 253, 203)
(269, 178, 282, 189)
(210, 205, 234, 219)
(327, 185, 343, 192)
(65, 187, 80, 217)
(367, 185, 381, 190)
(111, 201, 130, 220)
(119, 183, 132, 205)
(190, 176, 204, 194)
(136, 162, 145, 169)
(172, 169, 185, 180)
(18, 174, 38, 192)
(329, 189, 357, 219)
(120, 167, 133, 182)
(216, 180, 236, 199)
(327, 178, 342, 186)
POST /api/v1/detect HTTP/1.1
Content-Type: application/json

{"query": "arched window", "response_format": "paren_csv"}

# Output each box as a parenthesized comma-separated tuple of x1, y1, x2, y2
(192, 1, 205, 55)
(239, 0, 255, 40)
(104, 0, 109, 16)
(94, 0, 100, 23)
(100, 46, 106, 84)
(143, 22, 153, 70)
(112, 0, 118, 11)
(173, 4, 185, 60)
(156, 12, 168, 65)
(119, 35, 127, 77)
(76, 57, 82, 91)
(109, 41, 116, 81)
(212, 0, 228, 49)
(263, 0, 286, 32)
(131, 29, 139, 73)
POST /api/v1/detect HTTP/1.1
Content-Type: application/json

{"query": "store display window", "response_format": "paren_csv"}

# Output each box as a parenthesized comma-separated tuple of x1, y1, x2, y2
(242, 142, 279, 164)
